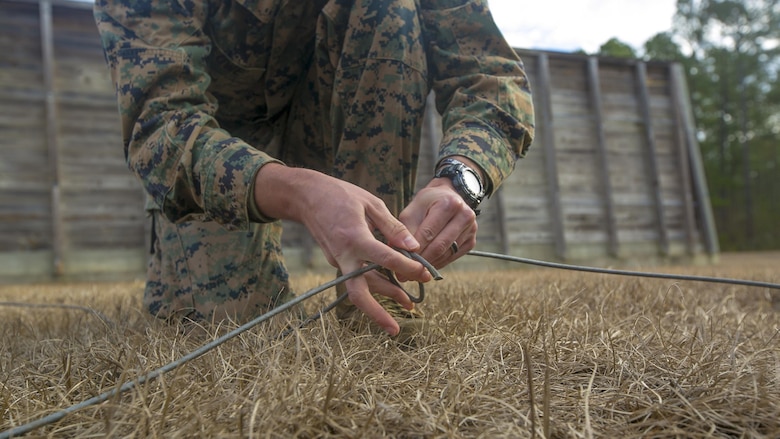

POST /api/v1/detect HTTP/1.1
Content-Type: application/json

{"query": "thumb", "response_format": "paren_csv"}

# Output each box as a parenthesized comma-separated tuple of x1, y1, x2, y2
(367, 203, 420, 252)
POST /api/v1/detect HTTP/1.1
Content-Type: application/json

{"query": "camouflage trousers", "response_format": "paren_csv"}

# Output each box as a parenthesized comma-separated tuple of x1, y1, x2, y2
(145, 0, 430, 322)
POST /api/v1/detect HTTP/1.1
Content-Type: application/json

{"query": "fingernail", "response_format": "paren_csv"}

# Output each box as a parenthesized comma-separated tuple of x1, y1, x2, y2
(403, 236, 420, 250)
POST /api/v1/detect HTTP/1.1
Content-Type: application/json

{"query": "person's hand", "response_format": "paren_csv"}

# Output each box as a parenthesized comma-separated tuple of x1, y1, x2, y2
(254, 164, 432, 335)
(398, 178, 478, 270)
(399, 156, 484, 270)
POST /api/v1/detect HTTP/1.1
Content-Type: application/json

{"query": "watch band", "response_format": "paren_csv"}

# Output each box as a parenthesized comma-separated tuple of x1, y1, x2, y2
(434, 158, 486, 213)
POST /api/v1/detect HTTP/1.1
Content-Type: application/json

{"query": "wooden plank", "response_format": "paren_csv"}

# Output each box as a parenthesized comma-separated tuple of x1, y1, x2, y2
(493, 187, 509, 255)
(635, 62, 669, 256)
(587, 57, 619, 257)
(548, 57, 589, 90)
(600, 64, 640, 89)
(549, 89, 596, 128)
(0, 2, 44, 94)
(0, 3, 48, 253)
(52, 5, 116, 96)
(668, 64, 698, 255)
(44, 2, 145, 259)
(536, 53, 567, 260)
(8, 0, 94, 11)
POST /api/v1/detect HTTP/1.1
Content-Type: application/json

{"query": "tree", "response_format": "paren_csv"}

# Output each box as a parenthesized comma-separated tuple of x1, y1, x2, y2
(643, 32, 685, 62)
(671, 0, 780, 250)
(597, 37, 637, 58)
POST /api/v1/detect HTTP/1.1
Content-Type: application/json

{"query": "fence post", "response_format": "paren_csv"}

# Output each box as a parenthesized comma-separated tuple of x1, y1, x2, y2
(536, 53, 566, 260)
(668, 64, 698, 256)
(670, 64, 719, 256)
(586, 57, 619, 257)
(635, 62, 669, 256)
(39, 0, 64, 276)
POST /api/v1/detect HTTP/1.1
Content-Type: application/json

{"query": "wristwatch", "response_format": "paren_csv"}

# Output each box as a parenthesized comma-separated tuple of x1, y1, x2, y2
(434, 158, 486, 213)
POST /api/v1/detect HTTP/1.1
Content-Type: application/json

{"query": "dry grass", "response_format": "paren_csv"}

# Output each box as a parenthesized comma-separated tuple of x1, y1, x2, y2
(1, 252, 779, 438)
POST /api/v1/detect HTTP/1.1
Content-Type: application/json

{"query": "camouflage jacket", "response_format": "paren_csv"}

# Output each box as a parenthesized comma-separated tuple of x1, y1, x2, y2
(94, 0, 534, 231)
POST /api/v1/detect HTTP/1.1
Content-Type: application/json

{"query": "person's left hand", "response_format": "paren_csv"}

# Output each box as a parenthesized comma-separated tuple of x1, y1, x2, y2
(398, 177, 478, 270)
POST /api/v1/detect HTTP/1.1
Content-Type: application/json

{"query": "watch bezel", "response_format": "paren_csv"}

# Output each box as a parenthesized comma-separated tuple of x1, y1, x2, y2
(434, 158, 486, 210)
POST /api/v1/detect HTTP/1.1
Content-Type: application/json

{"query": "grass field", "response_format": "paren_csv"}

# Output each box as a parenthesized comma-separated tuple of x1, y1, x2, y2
(1, 252, 779, 438)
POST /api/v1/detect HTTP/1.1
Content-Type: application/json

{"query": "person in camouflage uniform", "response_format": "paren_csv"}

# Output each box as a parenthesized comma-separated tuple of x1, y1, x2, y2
(94, 0, 534, 336)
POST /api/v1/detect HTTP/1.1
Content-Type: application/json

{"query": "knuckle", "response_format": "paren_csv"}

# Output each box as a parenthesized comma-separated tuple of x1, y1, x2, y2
(420, 226, 436, 242)
(387, 219, 406, 237)
(368, 197, 391, 215)
(435, 240, 451, 255)
(440, 195, 458, 211)
(374, 250, 396, 270)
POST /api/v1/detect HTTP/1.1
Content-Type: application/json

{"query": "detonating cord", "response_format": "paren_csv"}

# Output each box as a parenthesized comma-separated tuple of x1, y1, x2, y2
(467, 250, 780, 290)
(1, 250, 778, 438)
(277, 249, 442, 339)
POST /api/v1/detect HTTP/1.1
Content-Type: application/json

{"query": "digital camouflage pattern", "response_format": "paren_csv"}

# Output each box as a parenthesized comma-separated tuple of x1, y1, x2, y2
(94, 0, 534, 322)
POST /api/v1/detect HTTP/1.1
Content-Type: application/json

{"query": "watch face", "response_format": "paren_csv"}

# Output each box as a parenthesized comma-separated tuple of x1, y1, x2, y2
(462, 169, 482, 196)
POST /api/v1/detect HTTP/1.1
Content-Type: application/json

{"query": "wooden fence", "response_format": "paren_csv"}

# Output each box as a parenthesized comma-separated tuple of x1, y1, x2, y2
(0, 0, 718, 281)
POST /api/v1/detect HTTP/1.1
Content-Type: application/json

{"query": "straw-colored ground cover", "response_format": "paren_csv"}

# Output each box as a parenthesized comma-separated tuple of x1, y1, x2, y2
(1, 252, 778, 438)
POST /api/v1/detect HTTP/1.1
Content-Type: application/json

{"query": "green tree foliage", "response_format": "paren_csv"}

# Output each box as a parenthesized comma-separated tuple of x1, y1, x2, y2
(597, 37, 637, 58)
(643, 32, 686, 61)
(671, 0, 780, 250)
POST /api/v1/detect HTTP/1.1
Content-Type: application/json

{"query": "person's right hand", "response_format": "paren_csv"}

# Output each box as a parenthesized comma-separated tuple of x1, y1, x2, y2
(253, 164, 432, 335)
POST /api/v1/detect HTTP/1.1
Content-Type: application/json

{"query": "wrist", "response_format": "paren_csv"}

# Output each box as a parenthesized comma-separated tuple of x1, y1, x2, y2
(438, 156, 486, 185)
(253, 163, 316, 222)
(433, 156, 486, 212)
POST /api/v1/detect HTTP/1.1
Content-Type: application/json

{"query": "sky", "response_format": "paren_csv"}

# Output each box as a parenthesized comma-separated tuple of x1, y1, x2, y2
(487, 0, 678, 54)
(72, 0, 677, 54)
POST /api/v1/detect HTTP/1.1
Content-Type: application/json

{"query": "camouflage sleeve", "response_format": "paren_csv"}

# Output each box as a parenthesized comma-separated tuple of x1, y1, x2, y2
(94, 0, 279, 230)
(421, 0, 535, 195)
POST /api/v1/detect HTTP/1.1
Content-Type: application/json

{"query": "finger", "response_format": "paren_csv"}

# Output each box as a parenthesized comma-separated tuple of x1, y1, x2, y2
(421, 209, 477, 268)
(365, 271, 414, 310)
(344, 275, 400, 336)
(365, 199, 420, 252)
(409, 197, 459, 253)
(359, 238, 432, 283)
(450, 226, 477, 260)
